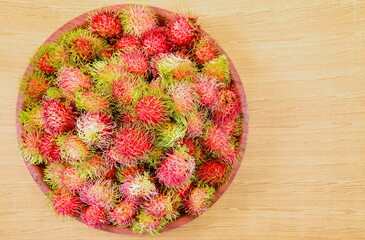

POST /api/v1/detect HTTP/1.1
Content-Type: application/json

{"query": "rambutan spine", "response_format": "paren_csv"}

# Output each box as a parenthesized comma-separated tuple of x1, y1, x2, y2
(80, 179, 120, 209)
(88, 10, 122, 38)
(109, 200, 137, 227)
(121, 4, 157, 38)
(49, 190, 84, 218)
(184, 185, 215, 216)
(81, 205, 108, 228)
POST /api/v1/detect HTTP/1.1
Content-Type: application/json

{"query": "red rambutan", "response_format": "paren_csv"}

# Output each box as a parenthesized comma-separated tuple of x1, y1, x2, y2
(24, 75, 49, 101)
(50, 190, 84, 218)
(119, 50, 149, 76)
(75, 91, 109, 111)
(169, 83, 197, 115)
(77, 154, 112, 180)
(114, 35, 141, 53)
(39, 53, 56, 74)
(109, 200, 137, 227)
(81, 205, 108, 228)
(38, 134, 61, 163)
(88, 11, 122, 38)
(197, 160, 229, 184)
(135, 96, 169, 126)
(156, 149, 195, 187)
(194, 36, 217, 64)
(144, 194, 178, 220)
(121, 4, 157, 38)
(111, 74, 144, 106)
(156, 54, 197, 82)
(142, 27, 170, 57)
(116, 165, 143, 183)
(131, 211, 164, 235)
(186, 111, 204, 138)
(184, 185, 215, 215)
(173, 181, 193, 200)
(119, 172, 157, 203)
(80, 179, 120, 209)
(59, 165, 86, 194)
(76, 111, 115, 148)
(194, 74, 220, 108)
(57, 134, 89, 164)
(213, 88, 240, 123)
(43, 163, 66, 189)
(203, 124, 230, 155)
(167, 16, 197, 47)
(57, 67, 92, 97)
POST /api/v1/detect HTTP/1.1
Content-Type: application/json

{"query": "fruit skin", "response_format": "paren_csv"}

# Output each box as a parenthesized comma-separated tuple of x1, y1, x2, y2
(22, 72, 49, 101)
(18, 104, 43, 131)
(38, 134, 61, 163)
(142, 27, 170, 57)
(56, 67, 92, 98)
(40, 98, 76, 135)
(167, 15, 197, 47)
(114, 35, 141, 52)
(59, 165, 86, 194)
(81, 205, 108, 228)
(156, 54, 197, 83)
(156, 148, 195, 187)
(194, 36, 217, 64)
(57, 134, 89, 164)
(107, 125, 153, 166)
(135, 96, 169, 126)
(80, 179, 120, 209)
(119, 50, 149, 76)
(156, 122, 187, 149)
(184, 185, 215, 215)
(76, 111, 115, 149)
(77, 154, 113, 180)
(203, 124, 230, 155)
(121, 4, 157, 38)
(50, 190, 84, 218)
(30, 43, 66, 75)
(109, 200, 137, 227)
(88, 11, 122, 38)
(203, 55, 231, 86)
(186, 111, 204, 138)
(194, 74, 220, 108)
(119, 172, 157, 203)
(196, 160, 229, 185)
(131, 211, 166, 235)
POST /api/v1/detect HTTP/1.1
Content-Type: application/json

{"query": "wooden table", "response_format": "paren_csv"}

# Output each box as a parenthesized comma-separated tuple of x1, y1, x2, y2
(1, 0, 365, 239)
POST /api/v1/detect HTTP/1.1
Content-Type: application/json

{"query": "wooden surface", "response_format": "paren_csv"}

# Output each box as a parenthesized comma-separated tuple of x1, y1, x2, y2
(0, 0, 365, 239)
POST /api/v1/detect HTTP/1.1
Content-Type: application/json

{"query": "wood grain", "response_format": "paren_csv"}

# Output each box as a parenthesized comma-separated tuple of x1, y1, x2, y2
(1, 0, 365, 239)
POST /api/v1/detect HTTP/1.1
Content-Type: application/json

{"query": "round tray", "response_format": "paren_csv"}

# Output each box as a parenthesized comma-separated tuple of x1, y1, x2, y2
(16, 4, 249, 235)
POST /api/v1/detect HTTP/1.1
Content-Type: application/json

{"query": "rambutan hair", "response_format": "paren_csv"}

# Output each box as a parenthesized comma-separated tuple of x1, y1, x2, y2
(213, 88, 240, 123)
(80, 179, 120, 209)
(131, 211, 166, 235)
(167, 15, 197, 47)
(119, 172, 157, 203)
(19, 129, 44, 165)
(196, 160, 229, 185)
(114, 35, 141, 52)
(168, 83, 198, 115)
(38, 134, 61, 164)
(57, 134, 89, 164)
(50, 190, 84, 218)
(184, 185, 215, 215)
(203, 55, 231, 86)
(81, 205, 108, 228)
(88, 10, 122, 38)
(194, 35, 217, 64)
(144, 194, 179, 220)
(116, 165, 143, 183)
(77, 154, 112, 180)
(135, 95, 169, 126)
(194, 73, 221, 108)
(75, 91, 109, 111)
(121, 4, 157, 38)
(118, 50, 149, 76)
(109, 200, 137, 227)
(142, 27, 170, 57)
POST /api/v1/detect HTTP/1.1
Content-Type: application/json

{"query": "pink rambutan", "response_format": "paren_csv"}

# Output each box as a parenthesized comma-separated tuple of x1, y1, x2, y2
(121, 4, 157, 38)
(116, 165, 143, 183)
(169, 83, 197, 115)
(81, 205, 108, 228)
(20, 129, 43, 164)
(156, 149, 195, 187)
(119, 172, 157, 202)
(114, 35, 141, 53)
(57, 134, 89, 164)
(182, 138, 203, 164)
(80, 179, 120, 209)
(144, 194, 178, 220)
(75, 91, 109, 111)
(38, 134, 61, 163)
(194, 74, 220, 108)
(56, 67, 92, 97)
(184, 185, 215, 216)
(135, 96, 169, 126)
(107, 125, 153, 166)
(142, 27, 170, 57)
(60, 165, 86, 194)
(213, 88, 240, 123)
(109, 200, 137, 227)
(186, 111, 204, 138)
(77, 155, 112, 180)
(88, 11, 122, 38)
(50, 190, 84, 218)
(203, 124, 230, 155)
(194, 36, 217, 64)
(132, 211, 164, 235)
(111, 74, 144, 106)
(197, 160, 229, 184)
(167, 15, 197, 47)
(76, 111, 115, 148)
(119, 50, 149, 76)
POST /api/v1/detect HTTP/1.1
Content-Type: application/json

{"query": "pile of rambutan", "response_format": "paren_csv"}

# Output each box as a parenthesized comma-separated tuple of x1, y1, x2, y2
(17, 4, 244, 235)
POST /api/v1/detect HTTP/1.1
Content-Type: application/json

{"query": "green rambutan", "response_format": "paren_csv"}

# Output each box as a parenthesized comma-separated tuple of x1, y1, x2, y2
(142, 27, 170, 57)
(114, 35, 141, 52)
(80, 179, 120, 209)
(156, 53, 197, 82)
(184, 185, 215, 215)
(107, 125, 153, 166)
(144, 194, 178, 220)
(111, 74, 145, 106)
(196, 160, 229, 185)
(194, 73, 220, 108)
(50, 190, 84, 218)
(46, 87, 63, 99)
(116, 165, 143, 183)
(40, 98, 76, 135)
(75, 91, 109, 111)
(109, 200, 137, 227)
(135, 96, 169, 126)
(194, 36, 217, 64)
(81, 205, 108, 228)
(56, 66, 92, 97)
(43, 162, 66, 189)
(88, 11, 122, 38)
(202, 55, 231, 86)
(119, 50, 149, 76)
(30, 43, 66, 75)
(167, 15, 197, 47)
(76, 111, 115, 149)
(156, 148, 195, 187)
(57, 134, 89, 164)
(121, 4, 157, 38)
(90, 60, 125, 95)
(156, 122, 187, 148)
(18, 104, 43, 131)
(77, 154, 112, 180)
(119, 172, 157, 202)
(22, 72, 49, 101)
(168, 83, 198, 115)
(131, 211, 165, 235)
(38, 134, 61, 163)
(19, 129, 43, 164)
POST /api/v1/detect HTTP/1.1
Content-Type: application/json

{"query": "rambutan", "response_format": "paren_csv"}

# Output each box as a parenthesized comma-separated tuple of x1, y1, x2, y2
(75, 91, 109, 111)
(203, 124, 230, 155)
(119, 172, 157, 202)
(46, 87, 63, 99)
(202, 55, 231, 86)
(218, 145, 238, 166)
(107, 125, 153, 166)
(194, 74, 220, 108)
(80, 179, 120, 209)
(38, 134, 61, 163)
(144, 194, 178, 220)
(88, 11, 122, 38)
(43, 163, 66, 189)
(57, 134, 89, 164)
(23, 73, 49, 101)
(172, 181, 193, 200)
(114, 35, 141, 52)
(19, 129, 43, 164)
(194, 36, 217, 64)
(76, 111, 115, 148)
(19, 104, 43, 130)
(184, 185, 215, 215)
(167, 15, 197, 47)
(59, 165, 86, 194)
(90, 60, 125, 95)
(50, 190, 84, 218)
(121, 4, 157, 38)
(31, 43, 66, 75)
(156, 148, 195, 187)
(182, 138, 203, 164)
(116, 165, 143, 183)
(111, 74, 145, 106)
(213, 88, 240, 123)
(156, 122, 187, 148)
(197, 160, 229, 184)
(131, 211, 165, 235)
(169, 83, 198, 115)
(40, 98, 76, 135)
(156, 54, 197, 82)
(77, 155, 112, 180)
(186, 111, 204, 138)
(142, 27, 170, 57)
(56, 67, 92, 97)
(135, 96, 169, 126)
(109, 200, 136, 227)
(81, 205, 108, 228)
(119, 50, 149, 76)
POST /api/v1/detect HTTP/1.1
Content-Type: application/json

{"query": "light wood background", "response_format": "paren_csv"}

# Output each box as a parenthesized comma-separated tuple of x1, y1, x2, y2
(1, 0, 365, 239)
